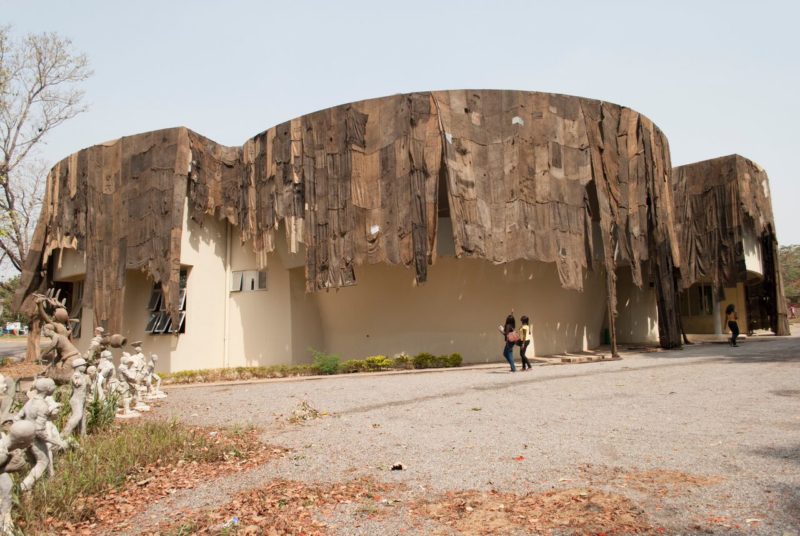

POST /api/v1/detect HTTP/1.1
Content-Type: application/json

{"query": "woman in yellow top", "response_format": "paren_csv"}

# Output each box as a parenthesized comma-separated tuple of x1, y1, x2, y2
(518, 315, 533, 370)
(725, 304, 739, 347)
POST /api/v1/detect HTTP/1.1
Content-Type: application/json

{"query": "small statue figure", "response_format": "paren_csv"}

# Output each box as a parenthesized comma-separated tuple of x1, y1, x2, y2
(42, 388, 69, 476)
(61, 358, 89, 439)
(39, 323, 81, 374)
(96, 350, 117, 401)
(86, 365, 98, 400)
(35, 294, 72, 338)
(144, 353, 166, 399)
(116, 355, 142, 418)
(130, 341, 146, 372)
(86, 326, 106, 365)
(17, 378, 67, 491)
(0, 420, 36, 535)
(0, 375, 16, 424)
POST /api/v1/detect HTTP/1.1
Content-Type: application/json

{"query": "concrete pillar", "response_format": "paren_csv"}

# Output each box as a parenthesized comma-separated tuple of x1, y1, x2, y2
(713, 297, 722, 335)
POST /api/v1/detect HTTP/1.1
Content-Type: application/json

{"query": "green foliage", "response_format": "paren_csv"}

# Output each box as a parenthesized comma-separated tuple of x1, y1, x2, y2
(339, 359, 368, 374)
(392, 354, 413, 369)
(160, 350, 463, 384)
(412, 352, 463, 369)
(780, 244, 800, 301)
(310, 348, 340, 375)
(15, 421, 236, 527)
(0, 276, 22, 325)
(86, 392, 119, 435)
(364, 355, 393, 371)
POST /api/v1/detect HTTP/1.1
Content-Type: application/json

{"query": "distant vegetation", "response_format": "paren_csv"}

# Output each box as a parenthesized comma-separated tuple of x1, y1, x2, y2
(780, 245, 800, 302)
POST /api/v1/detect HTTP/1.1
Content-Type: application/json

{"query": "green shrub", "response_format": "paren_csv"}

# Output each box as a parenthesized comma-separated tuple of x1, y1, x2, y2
(364, 355, 393, 371)
(392, 354, 413, 369)
(311, 349, 340, 375)
(448, 353, 463, 367)
(339, 359, 367, 373)
(413, 352, 436, 369)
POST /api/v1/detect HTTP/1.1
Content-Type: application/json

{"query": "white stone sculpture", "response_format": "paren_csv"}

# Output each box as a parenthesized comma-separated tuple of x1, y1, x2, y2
(144, 353, 166, 399)
(116, 355, 143, 418)
(0, 420, 35, 535)
(0, 374, 16, 424)
(96, 350, 117, 402)
(17, 378, 66, 491)
(61, 358, 89, 439)
(86, 365, 98, 401)
(86, 326, 105, 364)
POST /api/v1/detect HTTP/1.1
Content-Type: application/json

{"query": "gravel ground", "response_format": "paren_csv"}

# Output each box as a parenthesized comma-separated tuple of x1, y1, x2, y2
(143, 334, 800, 535)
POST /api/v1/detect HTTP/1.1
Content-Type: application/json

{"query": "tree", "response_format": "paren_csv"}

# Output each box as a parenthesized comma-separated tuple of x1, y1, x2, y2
(0, 26, 91, 282)
(779, 244, 800, 302)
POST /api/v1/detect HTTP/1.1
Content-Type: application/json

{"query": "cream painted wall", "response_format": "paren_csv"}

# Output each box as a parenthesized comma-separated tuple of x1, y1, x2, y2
(227, 234, 294, 367)
(314, 257, 607, 363)
(615, 266, 659, 344)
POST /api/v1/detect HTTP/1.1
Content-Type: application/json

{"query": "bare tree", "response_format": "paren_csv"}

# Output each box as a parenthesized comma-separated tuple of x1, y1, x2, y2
(0, 26, 91, 282)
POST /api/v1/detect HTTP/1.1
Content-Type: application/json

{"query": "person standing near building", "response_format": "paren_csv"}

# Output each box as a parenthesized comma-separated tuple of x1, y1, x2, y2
(725, 304, 740, 347)
(499, 312, 518, 372)
(518, 315, 533, 370)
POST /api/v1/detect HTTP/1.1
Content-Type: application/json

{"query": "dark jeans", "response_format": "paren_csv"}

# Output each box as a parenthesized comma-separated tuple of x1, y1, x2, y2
(519, 341, 532, 369)
(503, 342, 516, 371)
(728, 320, 740, 346)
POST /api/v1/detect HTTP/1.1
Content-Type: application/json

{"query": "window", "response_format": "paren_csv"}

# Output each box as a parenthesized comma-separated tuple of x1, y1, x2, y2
(145, 269, 188, 335)
(231, 270, 267, 292)
(71, 281, 84, 339)
(680, 284, 714, 316)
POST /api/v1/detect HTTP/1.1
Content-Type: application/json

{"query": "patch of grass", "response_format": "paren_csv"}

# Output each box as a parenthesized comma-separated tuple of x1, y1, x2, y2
(15, 421, 235, 528)
(161, 351, 464, 385)
(311, 348, 340, 375)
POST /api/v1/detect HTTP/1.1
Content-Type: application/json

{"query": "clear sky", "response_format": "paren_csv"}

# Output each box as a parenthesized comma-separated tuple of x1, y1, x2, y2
(4, 0, 799, 244)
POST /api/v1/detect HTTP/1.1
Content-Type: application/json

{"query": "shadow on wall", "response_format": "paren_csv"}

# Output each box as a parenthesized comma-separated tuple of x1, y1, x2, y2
(313, 257, 607, 363)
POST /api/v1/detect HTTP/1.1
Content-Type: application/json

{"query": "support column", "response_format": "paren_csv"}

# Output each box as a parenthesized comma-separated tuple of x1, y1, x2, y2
(713, 297, 722, 336)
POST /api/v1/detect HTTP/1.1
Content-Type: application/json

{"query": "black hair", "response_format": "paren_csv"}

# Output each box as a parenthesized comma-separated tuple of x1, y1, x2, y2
(505, 314, 516, 330)
(521, 315, 529, 324)
(725, 303, 735, 315)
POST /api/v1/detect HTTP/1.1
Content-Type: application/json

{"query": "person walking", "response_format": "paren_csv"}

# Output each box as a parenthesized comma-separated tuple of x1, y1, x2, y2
(725, 303, 740, 347)
(500, 312, 518, 372)
(518, 315, 533, 370)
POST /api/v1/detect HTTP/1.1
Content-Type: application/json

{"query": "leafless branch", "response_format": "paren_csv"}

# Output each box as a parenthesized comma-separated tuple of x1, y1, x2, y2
(0, 26, 91, 278)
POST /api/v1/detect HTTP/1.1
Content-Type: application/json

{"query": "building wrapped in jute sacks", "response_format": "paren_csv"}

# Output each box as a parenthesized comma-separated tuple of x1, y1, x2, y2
(17, 89, 783, 373)
(673, 154, 789, 337)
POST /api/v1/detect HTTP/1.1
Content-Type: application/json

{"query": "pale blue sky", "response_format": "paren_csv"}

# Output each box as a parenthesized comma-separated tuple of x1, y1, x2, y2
(4, 0, 799, 243)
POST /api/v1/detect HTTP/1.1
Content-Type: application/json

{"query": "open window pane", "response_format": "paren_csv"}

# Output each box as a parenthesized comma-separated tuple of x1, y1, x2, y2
(231, 271, 243, 292)
(148, 288, 162, 311)
(145, 312, 160, 333)
(178, 289, 187, 311)
(155, 313, 171, 333)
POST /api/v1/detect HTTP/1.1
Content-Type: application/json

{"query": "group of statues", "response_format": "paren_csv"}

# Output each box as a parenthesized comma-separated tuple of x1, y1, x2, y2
(0, 291, 167, 534)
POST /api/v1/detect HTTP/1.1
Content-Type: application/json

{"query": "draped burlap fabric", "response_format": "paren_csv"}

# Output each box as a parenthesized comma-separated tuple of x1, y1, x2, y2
(673, 154, 789, 335)
(18, 90, 685, 348)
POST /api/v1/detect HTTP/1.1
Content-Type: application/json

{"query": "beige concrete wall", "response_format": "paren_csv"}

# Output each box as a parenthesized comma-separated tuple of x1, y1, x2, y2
(313, 257, 607, 363)
(52, 248, 86, 281)
(615, 266, 659, 344)
(226, 232, 300, 367)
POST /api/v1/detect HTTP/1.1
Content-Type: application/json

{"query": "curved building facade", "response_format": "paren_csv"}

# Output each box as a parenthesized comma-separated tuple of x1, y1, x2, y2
(17, 90, 701, 371)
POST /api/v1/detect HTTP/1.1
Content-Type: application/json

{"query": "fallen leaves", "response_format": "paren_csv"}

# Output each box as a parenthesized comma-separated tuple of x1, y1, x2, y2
(413, 487, 653, 535)
(30, 426, 288, 535)
(155, 477, 404, 535)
